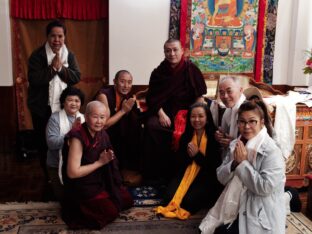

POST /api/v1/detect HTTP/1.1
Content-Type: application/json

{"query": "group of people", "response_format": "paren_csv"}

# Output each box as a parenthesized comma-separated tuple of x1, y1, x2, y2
(27, 20, 298, 232)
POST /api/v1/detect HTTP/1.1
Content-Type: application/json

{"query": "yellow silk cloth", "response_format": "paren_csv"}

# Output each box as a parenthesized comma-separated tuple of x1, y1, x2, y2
(155, 131, 207, 220)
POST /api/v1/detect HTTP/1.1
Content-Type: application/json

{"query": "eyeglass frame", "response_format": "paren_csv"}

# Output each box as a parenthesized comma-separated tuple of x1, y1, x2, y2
(237, 119, 258, 127)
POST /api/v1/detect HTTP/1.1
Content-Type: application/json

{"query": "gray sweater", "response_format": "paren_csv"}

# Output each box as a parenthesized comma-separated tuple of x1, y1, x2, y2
(46, 111, 75, 168)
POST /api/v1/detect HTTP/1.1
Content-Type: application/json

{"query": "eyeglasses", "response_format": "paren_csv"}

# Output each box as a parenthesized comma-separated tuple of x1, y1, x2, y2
(237, 119, 258, 127)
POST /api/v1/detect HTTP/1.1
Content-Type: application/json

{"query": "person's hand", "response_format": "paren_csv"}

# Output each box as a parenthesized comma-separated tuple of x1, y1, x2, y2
(72, 116, 81, 129)
(52, 52, 62, 70)
(158, 109, 171, 128)
(121, 98, 135, 113)
(215, 128, 225, 142)
(187, 142, 199, 157)
(98, 149, 115, 166)
(219, 133, 233, 147)
(215, 128, 232, 147)
(234, 140, 248, 164)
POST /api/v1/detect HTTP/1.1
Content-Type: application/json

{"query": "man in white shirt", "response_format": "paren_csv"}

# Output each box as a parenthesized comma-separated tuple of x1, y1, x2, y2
(215, 76, 245, 147)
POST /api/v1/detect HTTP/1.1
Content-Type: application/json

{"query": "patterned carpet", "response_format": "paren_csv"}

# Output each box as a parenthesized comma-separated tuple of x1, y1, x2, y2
(1, 186, 312, 234)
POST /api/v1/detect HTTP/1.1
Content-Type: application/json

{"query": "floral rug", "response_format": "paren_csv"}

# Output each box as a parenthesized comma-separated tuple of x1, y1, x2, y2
(1, 202, 312, 234)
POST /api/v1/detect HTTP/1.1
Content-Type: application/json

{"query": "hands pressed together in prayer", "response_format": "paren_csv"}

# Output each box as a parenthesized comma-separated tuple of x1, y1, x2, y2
(71, 116, 82, 129)
(234, 140, 248, 163)
(215, 127, 233, 147)
(121, 97, 135, 113)
(52, 51, 63, 71)
(187, 142, 199, 157)
(158, 108, 171, 128)
(98, 149, 115, 166)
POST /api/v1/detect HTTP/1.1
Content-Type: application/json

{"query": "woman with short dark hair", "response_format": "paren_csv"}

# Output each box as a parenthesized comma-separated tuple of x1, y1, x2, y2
(46, 86, 85, 200)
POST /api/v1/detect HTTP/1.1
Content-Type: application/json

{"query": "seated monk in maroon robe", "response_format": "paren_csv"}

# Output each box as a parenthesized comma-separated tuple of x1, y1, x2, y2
(141, 39, 207, 184)
(61, 101, 133, 230)
(95, 70, 141, 175)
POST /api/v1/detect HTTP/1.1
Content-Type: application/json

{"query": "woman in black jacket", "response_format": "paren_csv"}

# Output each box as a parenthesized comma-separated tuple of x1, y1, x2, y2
(156, 102, 223, 219)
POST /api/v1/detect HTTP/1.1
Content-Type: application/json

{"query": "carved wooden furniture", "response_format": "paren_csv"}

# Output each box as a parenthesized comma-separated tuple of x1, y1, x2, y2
(285, 105, 312, 188)
(246, 80, 311, 188)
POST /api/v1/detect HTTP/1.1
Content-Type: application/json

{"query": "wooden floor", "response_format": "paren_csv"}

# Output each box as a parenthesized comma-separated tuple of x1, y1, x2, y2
(0, 151, 310, 219)
(0, 152, 47, 202)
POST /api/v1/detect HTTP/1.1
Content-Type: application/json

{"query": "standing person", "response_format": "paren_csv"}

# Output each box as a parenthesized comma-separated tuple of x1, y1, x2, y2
(46, 86, 85, 201)
(200, 101, 286, 234)
(142, 39, 207, 184)
(96, 70, 142, 185)
(27, 20, 81, 178)
(215, 76, 245, 148)
(61, 101, 133, 230)
(155, 102, 223, 219)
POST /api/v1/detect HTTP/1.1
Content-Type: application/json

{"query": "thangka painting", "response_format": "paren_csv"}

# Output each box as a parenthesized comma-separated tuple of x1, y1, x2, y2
(183, 0, 260, 75)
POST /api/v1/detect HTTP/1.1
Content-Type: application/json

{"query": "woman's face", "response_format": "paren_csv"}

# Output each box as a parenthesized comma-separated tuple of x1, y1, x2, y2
(47, 26, 65, 53)
(85, 106, 107, 135)
(63, 95, 81, 116)
(190, 107, 207, 131)
(238, 110, 264, 140)
(115, 72, 133, 96)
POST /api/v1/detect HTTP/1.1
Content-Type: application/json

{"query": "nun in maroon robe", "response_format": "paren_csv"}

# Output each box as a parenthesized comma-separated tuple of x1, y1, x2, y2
(141, 39, 207, 184)
(61, 103, 133, 230)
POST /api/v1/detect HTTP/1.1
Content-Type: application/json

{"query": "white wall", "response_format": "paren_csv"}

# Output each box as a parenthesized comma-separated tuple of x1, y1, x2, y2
(109, 0, 170, 85)
(0, 0, 13, 86)
(273, 0, 312, 85)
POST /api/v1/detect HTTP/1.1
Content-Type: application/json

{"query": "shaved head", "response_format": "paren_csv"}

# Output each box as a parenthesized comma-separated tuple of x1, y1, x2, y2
(85, 101, 107, 116)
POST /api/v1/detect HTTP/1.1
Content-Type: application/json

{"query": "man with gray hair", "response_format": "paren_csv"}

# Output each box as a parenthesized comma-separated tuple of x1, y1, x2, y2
(215, 76, 245, 147)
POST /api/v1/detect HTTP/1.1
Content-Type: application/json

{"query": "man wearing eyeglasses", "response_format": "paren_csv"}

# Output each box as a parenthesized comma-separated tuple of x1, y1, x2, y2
(214, 76, 245, 148)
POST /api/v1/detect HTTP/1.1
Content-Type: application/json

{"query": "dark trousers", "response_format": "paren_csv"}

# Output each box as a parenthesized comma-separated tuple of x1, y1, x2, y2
(141, 115, 176, 182)
(30, 107, 51, 179)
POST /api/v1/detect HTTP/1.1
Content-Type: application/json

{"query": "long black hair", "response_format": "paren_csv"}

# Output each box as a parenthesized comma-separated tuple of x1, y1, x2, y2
(180, 102, 218, 150)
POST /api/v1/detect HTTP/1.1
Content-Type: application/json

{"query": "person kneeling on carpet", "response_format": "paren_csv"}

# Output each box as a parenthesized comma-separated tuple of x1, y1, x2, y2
(155, 102, 223, 219)
(61, 101, 133, 230)
(199, 101, 286, 234)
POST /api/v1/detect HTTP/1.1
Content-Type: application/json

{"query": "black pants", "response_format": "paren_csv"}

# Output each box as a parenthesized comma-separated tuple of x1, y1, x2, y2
(141, 115, 175, 182)
(31, 107, 51, 179)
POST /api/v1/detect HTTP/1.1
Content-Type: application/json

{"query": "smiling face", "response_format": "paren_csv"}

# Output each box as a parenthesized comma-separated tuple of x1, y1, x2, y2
(47, 26, 65, 53)
(114, 72, 133, 96)
(190, 106, 207, 132)
(219, 78, 243, 108)
(85, 103, 107, 136)
(164, 41, 184, 68)
(63, 95, 81, 116)
(238, 110, 264, 140)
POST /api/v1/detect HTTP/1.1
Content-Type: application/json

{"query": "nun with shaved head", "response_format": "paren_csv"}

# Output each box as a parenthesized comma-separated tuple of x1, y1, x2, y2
(61, 101, 133, 230)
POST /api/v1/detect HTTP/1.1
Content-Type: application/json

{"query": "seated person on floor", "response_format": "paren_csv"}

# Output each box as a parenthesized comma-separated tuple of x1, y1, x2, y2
(200, 101, 286, 234)
(95, 70, 142, 185)
(142, 38, 207, 184)
(155, 102, 223, 220)
(61, 101, 133, 230)
(46, 86, 85, 201)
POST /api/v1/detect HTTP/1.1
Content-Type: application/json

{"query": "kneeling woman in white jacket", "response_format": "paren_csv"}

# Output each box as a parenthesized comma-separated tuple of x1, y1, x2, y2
(200, 100, 286, 234)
